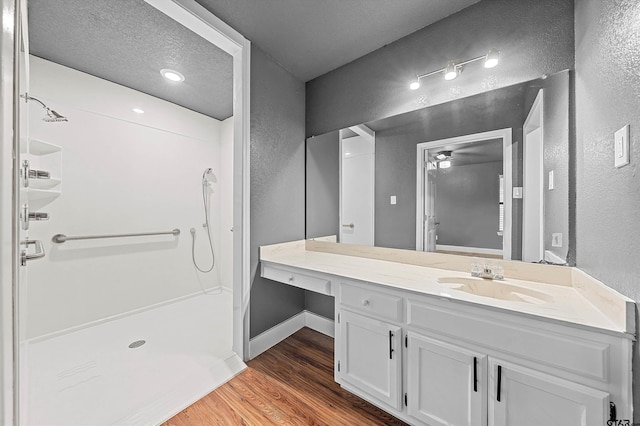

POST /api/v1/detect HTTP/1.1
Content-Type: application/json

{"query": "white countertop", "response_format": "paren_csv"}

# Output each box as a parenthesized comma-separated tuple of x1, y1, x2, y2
(260, 239, 635, 337)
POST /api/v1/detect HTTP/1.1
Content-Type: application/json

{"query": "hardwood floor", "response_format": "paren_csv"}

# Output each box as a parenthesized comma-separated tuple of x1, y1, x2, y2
(164, 327, 408, 425)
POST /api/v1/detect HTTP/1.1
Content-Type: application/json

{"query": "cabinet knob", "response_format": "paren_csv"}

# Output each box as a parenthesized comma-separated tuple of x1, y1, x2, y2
(362, 299, 370, 306)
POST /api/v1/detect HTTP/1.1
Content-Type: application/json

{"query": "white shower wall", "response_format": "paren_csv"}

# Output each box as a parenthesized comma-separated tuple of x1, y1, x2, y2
(25, 57, 234, 340)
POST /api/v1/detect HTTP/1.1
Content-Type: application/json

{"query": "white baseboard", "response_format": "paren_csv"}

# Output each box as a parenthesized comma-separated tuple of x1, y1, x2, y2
(305, 311, 335, 338)
(249, 310, 334, 359)
(436, 244, 503, 256)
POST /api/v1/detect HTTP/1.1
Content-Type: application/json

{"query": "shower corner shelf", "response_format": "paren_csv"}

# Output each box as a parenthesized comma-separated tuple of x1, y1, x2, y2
(30, 139, 62, 156)
(29, 177, 61, 190)
(27, 138, 63, 207)
(28, 188, 61, 202)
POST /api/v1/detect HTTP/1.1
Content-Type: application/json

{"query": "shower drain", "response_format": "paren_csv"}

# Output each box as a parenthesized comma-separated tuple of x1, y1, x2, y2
(128, 340, 146, 349)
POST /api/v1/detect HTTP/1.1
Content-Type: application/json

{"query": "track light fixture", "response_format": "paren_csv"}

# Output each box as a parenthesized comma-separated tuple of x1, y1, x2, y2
(444, 62, 458, 81)
(435, 150, 452, 161)
(484, 48, 500, 69)
(409, 48, 500, 90)
(435, 150, 453, 168)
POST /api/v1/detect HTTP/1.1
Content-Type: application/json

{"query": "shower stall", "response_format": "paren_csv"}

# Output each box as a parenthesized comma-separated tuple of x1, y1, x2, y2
(16, 55, 244, 425)
(1, 1, 253, 424)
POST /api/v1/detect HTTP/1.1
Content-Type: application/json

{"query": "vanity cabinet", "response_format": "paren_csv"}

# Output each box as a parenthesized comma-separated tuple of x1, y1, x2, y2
(337, 310, 403, 410)
(334, 278, 631, 426)
(406, 329, 610, 426)
(406, 332, 486, 426)
(487, 359, 609, 426)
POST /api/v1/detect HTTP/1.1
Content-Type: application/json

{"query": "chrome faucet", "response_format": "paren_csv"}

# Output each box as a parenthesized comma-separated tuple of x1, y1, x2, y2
(471, 263, 504, 280)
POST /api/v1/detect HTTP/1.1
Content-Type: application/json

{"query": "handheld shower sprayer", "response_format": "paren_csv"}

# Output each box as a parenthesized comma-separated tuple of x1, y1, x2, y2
(191, 168, 216, 274)
(21, 93, 68, 122)
(202, 168, 213, 186)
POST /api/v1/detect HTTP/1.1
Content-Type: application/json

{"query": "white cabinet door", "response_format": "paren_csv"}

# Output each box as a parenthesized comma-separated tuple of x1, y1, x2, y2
(407, 333, 487, 426)
(489, 359, 609, 426)
(337, 310, 402, 410)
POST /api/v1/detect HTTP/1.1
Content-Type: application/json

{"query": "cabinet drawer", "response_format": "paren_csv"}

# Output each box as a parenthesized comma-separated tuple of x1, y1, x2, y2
(340, 282, 403, 322)
(262, 264, 332, 295)
(407, 298, 610, 381)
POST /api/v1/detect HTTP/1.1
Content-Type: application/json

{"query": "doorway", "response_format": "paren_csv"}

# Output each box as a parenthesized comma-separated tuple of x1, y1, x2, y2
(522, 90, 544, 262)
(416, 129, 513, 259)
(339, 125, 375, 246)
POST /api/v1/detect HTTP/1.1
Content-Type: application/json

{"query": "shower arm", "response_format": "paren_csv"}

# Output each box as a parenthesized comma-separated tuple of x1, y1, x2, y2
(21, 93, 69, 122)
(22, 94, 47, 109)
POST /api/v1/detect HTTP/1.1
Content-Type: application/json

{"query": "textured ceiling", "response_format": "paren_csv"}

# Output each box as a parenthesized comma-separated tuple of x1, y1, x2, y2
(195, 0, 481, 81)
(28, 0, 233, 120)
(28, 0, 481, 119)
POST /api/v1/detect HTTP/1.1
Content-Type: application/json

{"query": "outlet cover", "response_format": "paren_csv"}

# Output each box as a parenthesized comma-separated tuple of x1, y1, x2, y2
(548, 170, 554, 190)
(390, 195, 397, 205)
(512, 187, 523, 199)
(614, 125, 630, 168)
(552, 233, 563, 247)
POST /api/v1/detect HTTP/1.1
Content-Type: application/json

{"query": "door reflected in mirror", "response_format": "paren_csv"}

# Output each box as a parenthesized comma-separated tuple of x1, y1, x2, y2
(306, 70, 572, 265)
(419, 133, 507, 259)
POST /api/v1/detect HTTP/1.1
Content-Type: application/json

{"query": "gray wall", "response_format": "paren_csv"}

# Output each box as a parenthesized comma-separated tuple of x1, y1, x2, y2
(306, 0, 575, 137)
(304, 291, 334, 321)
(436, 161, 503, 250)
(306, 131, 339, 239)
(575, 0, 640, 417)
(304, 132, 339, 320)
(542, 72, 572, 262)
(523, 71, 572, 262)
(374, 85, 526, 257)
(250, 46, 306, 338)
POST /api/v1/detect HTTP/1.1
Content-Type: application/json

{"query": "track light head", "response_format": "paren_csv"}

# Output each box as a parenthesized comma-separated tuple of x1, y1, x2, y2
(484, 48, 500, 68)
(444, 62, 458, 81)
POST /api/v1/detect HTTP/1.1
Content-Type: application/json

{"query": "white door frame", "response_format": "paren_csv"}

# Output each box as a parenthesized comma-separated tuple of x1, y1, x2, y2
(1, 1, 19, 423)
(146, 0, 252, 365)
(416, 128, 513, 259)
(339, 125, 375, 245)
(522, 90, 544, 262)
(0, 1, 252, 422)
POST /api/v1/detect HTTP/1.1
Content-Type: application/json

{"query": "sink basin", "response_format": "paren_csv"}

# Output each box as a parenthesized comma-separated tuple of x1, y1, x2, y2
(438, 277, 554, 304)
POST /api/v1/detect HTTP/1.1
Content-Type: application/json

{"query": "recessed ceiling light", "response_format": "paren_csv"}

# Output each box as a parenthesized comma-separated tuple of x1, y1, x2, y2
(132, 108, 144, 114)
(160, 69, 185, 82)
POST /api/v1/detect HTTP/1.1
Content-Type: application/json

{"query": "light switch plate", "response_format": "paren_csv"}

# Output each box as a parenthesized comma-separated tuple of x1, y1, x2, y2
(548, 170, 554, 190)
(614, 125, 630, 168)
(512, 187, 523, 199)
(390, 195, 397, 205)
(552, 233, 563, 247)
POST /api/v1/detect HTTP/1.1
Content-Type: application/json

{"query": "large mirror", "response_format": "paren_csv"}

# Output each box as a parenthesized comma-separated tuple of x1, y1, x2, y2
(306, 69, 572, 264)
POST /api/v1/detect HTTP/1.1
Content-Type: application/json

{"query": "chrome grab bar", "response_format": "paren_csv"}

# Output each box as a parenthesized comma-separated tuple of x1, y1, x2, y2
(52, 228, 181, 244)
(20, 239, 46, 265)
(341, 223, 354, 229)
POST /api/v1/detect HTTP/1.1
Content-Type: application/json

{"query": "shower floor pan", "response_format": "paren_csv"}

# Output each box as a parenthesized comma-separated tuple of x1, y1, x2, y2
(21, 290, 245, 426)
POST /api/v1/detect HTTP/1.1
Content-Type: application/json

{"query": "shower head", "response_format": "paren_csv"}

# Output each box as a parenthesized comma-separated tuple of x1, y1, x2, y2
(22, 94, 68, 123)
(43, 108, 68, 122)
(202, 168, 216, 185)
